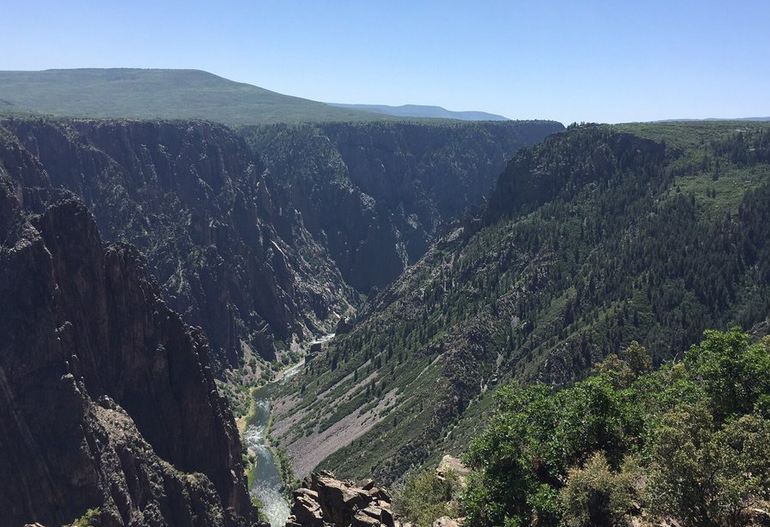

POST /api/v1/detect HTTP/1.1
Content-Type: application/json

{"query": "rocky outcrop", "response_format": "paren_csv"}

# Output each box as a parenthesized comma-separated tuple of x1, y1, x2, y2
(435, 456, 469, 485)
(285, 473, 394, 527)
(0, 117, 354, 367)
(0, 173, 255, 526)
(245, 120, 563, 292)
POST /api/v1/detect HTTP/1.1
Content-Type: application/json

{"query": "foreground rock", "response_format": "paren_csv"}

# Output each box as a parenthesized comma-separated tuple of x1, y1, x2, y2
(285, 472, 394, 527)
(0, 173, 255, 526)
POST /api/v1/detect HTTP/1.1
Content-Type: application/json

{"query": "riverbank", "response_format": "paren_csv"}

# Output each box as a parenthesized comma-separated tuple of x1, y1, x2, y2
(239, 333, 336, 527)
(243, 398, 290, 526)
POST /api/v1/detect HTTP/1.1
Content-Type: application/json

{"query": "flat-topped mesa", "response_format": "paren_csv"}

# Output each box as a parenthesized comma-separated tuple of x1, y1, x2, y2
(0, 174, 255, 527)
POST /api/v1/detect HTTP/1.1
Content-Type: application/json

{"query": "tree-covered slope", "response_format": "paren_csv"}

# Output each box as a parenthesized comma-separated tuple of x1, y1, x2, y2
(245, 120, 564, 291)
(269, 121, 770, 484)
(0, 68, 384, 125)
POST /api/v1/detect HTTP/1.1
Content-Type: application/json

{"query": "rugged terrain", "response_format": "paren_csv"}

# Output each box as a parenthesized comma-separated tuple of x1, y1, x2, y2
(270, 121, 770, 484)
(0, 173, 254, 526)
(0, 117, 559, 379)
(7, 73, 769, 525)
(0, 114, 564, 525)
(0, 117, 355, 373)
(246, 120, 563, 291)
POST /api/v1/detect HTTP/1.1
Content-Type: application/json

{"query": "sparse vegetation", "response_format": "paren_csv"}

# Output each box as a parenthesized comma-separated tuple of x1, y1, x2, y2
(274, 446, 301, 493)
(396, 469, 462, 526)
(70, 508, 101, 527)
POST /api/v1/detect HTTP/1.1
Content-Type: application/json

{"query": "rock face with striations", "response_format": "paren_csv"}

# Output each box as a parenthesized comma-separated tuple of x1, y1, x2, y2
(0, 172, 256, 526)
(0, 116, 560, 372)
(0, 117, 354, 368)
(245, 120, 564, 292)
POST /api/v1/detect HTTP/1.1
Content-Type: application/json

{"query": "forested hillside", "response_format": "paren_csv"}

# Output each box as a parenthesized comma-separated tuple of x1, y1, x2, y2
(269, 121, 770, 485)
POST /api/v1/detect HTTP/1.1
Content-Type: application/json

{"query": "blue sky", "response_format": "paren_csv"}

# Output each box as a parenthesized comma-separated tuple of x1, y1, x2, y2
(3, 0, 769, 123)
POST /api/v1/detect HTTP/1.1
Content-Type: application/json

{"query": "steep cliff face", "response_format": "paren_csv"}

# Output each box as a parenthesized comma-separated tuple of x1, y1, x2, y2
(0, 117, 559, 372)
(0, 118, 355, 367)
(245, 120, 563, 291)
(0, 174, 256, 527)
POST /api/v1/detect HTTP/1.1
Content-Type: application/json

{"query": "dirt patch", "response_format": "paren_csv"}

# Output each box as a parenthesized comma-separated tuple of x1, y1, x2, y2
(285, 389, 398, 477)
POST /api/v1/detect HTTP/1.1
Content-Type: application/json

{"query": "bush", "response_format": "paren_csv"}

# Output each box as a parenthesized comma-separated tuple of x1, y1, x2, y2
(462, 329, 770, 527)
(396, 469, 461, 527)
(463, 375, 633, 527)
(71, 508, 100, 527)
(684, 329, 770, 420)
(560, 452, 639, 527)
(647, 407, 770, 527)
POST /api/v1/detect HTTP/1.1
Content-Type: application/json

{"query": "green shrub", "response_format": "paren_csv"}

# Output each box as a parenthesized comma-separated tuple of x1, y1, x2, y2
(396, 469, 461, 527)
(71, 508, 100, 527)
(462, 329, 770, 527)
(647, 408, 770, 527)
(559, 452, 639, 527)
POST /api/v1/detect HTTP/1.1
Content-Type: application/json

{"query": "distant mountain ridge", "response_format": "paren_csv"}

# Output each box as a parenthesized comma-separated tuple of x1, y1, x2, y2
(655, 116, 770, 123)
(0, 68, 512, 125)
(0, 68, 387, 125)
(329, 102, 509, 121)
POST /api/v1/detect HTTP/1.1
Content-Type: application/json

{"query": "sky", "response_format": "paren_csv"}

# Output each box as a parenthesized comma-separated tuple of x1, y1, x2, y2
(2, 0, 770, 124)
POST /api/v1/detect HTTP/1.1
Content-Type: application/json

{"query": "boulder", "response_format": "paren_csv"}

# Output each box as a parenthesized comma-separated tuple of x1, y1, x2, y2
(436, 455, 470, 487)
(289, 488, 324, 527)
(285, 472, 395, 527)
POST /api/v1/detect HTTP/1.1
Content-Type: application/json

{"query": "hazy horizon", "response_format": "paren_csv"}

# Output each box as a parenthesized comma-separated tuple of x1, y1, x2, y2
(3, 0, 770, 124)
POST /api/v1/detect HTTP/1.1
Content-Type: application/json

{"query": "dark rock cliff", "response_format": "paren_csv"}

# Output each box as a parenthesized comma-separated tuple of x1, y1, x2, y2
(0, 117, 560, 373)
(0, 118, 355, 367)
(0, 173, 256, 526)
(245, 120, 563, 292)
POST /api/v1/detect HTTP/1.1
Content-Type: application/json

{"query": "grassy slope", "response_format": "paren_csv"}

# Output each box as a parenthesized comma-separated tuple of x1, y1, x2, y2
(616, 121, 770, 213)
(0, 68, 385, 125)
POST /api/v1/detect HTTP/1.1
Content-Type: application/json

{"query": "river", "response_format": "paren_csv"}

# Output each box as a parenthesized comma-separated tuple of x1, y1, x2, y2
(244, 399, 289, 526)
(243, 333, 335, 527)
